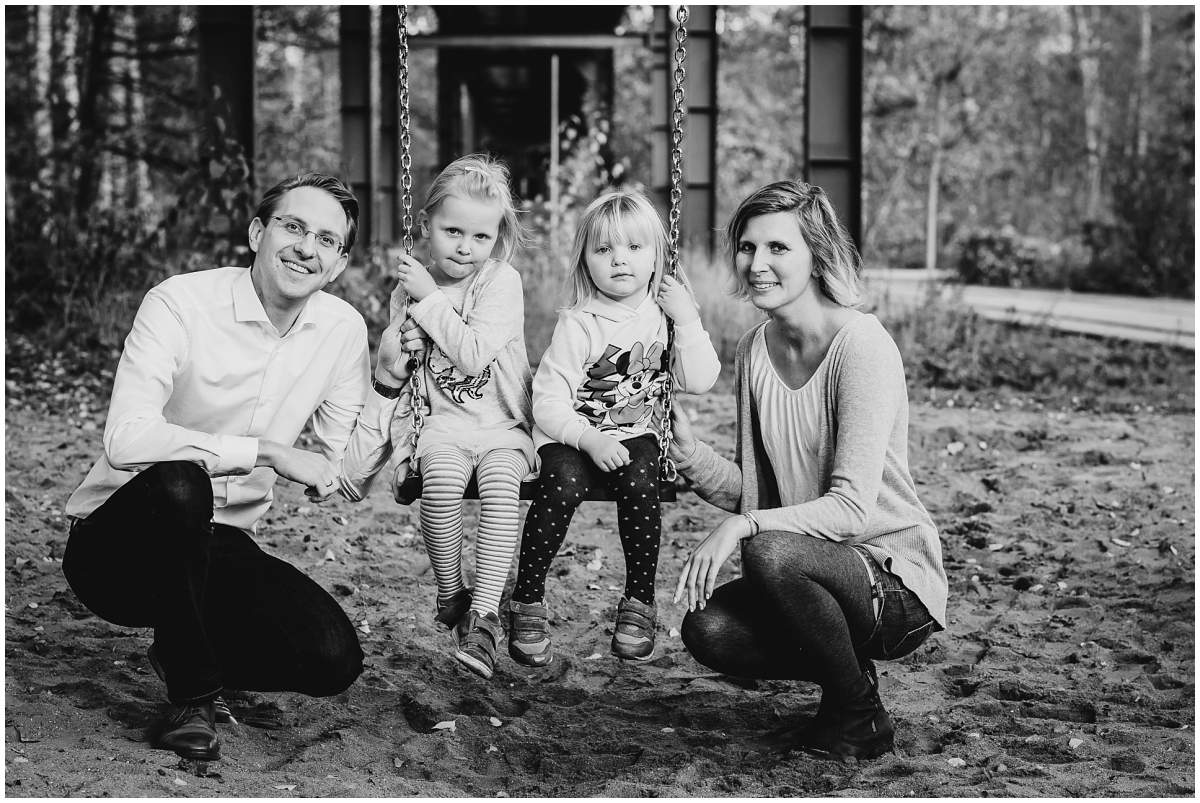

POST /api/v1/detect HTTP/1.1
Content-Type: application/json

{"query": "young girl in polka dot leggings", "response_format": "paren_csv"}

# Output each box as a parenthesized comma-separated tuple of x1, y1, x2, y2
(508, 190, 720, 665)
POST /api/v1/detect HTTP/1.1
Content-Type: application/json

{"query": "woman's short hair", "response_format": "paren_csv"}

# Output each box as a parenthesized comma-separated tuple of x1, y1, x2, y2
(421, 153, 528, 264)
(725, 180, 863, 307)
(254, 173, 360, 254)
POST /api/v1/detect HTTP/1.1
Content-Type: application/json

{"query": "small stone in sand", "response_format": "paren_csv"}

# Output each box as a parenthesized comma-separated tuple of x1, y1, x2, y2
(947, 757, 967, 768)
(489, 717, 502, 727)
(1068, 737, 1085, 749)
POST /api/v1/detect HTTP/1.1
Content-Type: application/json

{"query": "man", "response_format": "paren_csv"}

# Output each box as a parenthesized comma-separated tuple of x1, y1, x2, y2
(63, 173, 411, 762)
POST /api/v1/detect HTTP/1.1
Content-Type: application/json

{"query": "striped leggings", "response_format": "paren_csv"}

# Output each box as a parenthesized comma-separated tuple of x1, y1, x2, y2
(418, 446, 527, 617)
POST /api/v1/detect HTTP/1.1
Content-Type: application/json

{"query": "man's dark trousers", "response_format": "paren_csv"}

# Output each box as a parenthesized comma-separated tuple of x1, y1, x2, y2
(63, 461, 363, 704)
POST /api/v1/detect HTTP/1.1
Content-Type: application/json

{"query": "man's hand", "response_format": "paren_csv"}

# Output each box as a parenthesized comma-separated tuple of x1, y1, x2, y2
(396, 252, 439, 302)
(256, 440, 338, 497)
(655, 275, 700, 325)
(399, 317, 428, 354)
(375, 283, 428, 386)
(579, 430, 631, 472)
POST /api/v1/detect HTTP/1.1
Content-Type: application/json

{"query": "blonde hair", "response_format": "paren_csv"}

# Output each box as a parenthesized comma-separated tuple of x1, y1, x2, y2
(420, 153, 528, 263)
(564, 190, 671, 308)
(725, 180, 863, 307)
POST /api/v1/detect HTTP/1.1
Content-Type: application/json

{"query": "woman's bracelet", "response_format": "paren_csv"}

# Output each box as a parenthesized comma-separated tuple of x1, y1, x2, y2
(742, 511, 760, 537)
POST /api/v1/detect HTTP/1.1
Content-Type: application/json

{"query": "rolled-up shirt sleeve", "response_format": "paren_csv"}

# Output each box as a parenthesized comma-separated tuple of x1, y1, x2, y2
(337, 383, 406, 501)
(103, 290, 259, 475)
(311, 319, 371, 463)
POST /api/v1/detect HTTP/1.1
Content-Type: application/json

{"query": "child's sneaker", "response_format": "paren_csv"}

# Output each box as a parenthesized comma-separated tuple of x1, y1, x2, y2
(507, 600, 553, 667)
(610, 596, 656, 661)
(453, 610, 503, 679)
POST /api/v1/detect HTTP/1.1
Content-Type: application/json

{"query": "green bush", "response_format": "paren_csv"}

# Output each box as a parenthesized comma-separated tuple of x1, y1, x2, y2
(952, 227, 1068, 289)
(884, 285, 1193, 412)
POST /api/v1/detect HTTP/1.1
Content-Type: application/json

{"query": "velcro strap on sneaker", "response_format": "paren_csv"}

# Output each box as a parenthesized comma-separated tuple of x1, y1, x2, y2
(616, 608, 654, 630)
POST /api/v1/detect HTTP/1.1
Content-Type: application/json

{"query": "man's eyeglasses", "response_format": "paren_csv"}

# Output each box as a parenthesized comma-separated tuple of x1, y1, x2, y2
(269, 216, 345, 256)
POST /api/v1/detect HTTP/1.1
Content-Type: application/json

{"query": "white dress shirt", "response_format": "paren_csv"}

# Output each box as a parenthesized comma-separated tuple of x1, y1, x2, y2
(66, 266, 371, 532)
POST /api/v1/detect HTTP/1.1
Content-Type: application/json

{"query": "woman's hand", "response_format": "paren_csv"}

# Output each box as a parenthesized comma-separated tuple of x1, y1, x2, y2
(396, 251, 439, 302)
(666, 404, 699, 464)
(673, 514, 754, 611)
(655, 275, 700, 325)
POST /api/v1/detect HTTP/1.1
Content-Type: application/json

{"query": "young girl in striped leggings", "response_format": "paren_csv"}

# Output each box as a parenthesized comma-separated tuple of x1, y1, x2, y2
(342, 154, 533, 680)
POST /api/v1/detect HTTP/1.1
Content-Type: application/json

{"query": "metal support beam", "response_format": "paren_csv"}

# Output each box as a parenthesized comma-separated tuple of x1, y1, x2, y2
(804, 6, 863, 249)
(379, 6, 400, 244)
(196, 6, 256, 184)
(339, 6, 376, 245)
(651, 6, 718, 253)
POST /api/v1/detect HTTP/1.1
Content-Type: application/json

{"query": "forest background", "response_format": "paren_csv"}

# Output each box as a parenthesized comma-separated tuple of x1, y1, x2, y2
(4, 5, 1194, 361)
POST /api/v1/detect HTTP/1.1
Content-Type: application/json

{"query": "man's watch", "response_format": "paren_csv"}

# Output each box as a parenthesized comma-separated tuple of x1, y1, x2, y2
(372, 377, 403, 399)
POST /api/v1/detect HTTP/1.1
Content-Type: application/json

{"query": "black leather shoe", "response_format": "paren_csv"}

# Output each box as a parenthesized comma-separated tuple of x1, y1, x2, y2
(158, 700, 220, 761)
(147, 644, 235, 723)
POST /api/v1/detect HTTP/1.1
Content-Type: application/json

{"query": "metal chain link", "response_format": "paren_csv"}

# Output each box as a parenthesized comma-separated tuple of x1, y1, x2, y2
(658, 5, 688, 484)
(397, 5, 414, 255)
(397, 5, 423, 458)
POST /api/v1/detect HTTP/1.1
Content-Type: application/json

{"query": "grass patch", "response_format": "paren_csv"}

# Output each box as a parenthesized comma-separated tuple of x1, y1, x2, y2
(880, 293, 1193, 414)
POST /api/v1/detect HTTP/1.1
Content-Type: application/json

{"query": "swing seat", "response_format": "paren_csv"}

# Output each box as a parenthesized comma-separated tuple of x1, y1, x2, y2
(392, 474, 678, 505)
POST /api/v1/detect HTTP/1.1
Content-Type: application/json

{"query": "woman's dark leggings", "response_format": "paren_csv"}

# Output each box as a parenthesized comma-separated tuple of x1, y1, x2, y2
(513, 435, 662, 606)
(63, 461, 363, 705)
(681, 530, 936, 702)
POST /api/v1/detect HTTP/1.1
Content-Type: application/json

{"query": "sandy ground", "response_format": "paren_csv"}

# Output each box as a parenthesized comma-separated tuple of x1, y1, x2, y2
(4, 389, 1194, 797)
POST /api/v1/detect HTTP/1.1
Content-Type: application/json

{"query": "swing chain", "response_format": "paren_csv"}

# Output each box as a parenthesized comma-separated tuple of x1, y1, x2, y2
(397, 5, 423, 458)
(666, 5, 688, 275)
(397, 5, 414, 256)
(659, 4, 688, 484)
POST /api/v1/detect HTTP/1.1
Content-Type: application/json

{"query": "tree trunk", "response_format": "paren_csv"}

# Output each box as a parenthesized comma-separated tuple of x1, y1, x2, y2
(1134, 6, 1151, 162)
(924, 79, 946, 275)
(1070, 6, 1106, 221)
(34, 5, 52, 173)
(863, 123, 920, 256)
(75, 5, 114, 219)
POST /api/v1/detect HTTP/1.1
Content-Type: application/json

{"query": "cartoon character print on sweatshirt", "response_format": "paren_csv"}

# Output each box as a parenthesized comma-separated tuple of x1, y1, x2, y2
(428, 346, 492, 404)
(575, 340, 669, 431)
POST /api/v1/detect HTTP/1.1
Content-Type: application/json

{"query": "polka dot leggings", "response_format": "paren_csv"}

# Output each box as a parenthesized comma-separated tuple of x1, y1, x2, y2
(513, 434, 662, 607)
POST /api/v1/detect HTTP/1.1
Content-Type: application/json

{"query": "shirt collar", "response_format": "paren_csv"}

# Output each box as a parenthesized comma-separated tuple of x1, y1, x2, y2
(579, 290, 654, 322)
(235, 267, 320, 333)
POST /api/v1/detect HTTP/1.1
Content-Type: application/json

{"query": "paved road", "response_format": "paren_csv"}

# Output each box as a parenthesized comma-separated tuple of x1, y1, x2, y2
(865, 269, 1195, 350)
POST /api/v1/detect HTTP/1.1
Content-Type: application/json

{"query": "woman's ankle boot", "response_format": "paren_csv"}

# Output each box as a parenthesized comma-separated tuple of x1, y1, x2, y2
(797, 672, 895, 760)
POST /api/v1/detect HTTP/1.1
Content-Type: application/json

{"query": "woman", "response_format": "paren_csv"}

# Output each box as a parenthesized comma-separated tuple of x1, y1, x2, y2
(669, 180, 947, 760)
